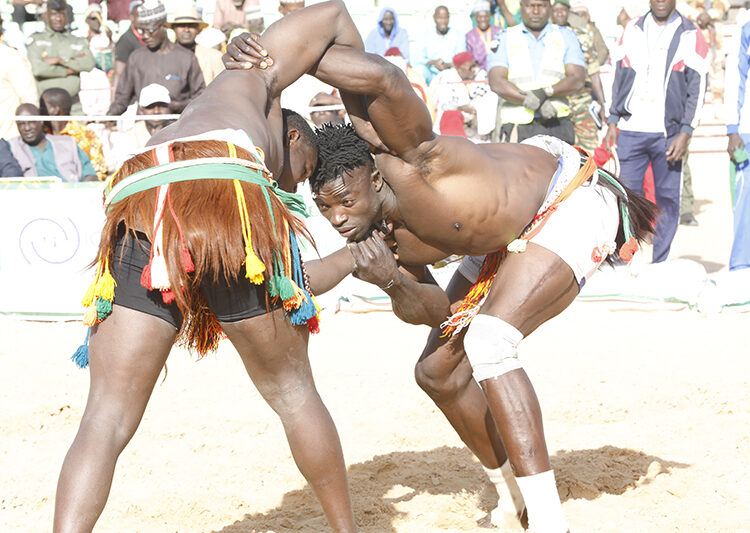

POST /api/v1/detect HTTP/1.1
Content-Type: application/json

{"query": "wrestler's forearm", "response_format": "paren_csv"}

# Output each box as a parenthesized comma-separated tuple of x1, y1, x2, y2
(339, 91, 388, 152)
(304, 247, 354, 296)
(260, 0, 363, 95)
(384, 271, 450, 328)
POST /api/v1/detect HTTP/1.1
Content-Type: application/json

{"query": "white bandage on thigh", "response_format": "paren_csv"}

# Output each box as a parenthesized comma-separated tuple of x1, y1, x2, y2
(463, 315, 524, 382)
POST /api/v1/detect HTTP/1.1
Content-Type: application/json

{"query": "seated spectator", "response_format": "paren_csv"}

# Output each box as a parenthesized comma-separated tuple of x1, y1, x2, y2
(0, 139, 24, 178)
(0, 14, 38, 140)
(26, 0, 96, 115)
(212, 0, 260, 35)
(466, 1, 501, 71)
(382, 46, 436, 121)
(364, 7, 410, 62)
(113, 1, 146, 91)
(78, 4, 115, 73)
(413, 6, 466, 85)
(169, 5, 224, 86)
(109, 83, 172, 167)
(9, 104, 97, 182)
(309, 92, 346, 127)
(39, 88, 108, 180)
(108, 0, 205, 115)
(430, 51, 498, 142)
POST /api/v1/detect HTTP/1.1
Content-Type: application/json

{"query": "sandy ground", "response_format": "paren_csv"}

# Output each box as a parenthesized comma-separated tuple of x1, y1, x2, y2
(2, 126, 749, 532)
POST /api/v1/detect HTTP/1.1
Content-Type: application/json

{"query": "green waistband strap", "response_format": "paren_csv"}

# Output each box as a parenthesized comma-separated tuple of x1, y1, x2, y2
(105, 162, 309, 218)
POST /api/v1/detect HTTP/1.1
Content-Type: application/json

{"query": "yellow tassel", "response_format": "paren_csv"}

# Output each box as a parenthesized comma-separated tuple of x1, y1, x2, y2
(310, 294, 321, 314)
(82, 280, 97, 307)
(83, 305, 98, 326)
(93, 259, 117, 301)
(244, 246, 266, 284)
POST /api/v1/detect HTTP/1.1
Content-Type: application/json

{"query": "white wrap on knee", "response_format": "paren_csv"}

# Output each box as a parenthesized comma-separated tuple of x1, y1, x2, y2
(463, 315, 524, 382)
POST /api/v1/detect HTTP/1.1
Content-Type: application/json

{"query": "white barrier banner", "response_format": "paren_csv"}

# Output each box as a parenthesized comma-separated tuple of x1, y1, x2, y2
(0, 183, 105, 320)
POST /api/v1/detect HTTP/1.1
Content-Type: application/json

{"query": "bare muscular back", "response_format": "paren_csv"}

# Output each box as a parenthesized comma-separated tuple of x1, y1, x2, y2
(147, 70, 286, 176)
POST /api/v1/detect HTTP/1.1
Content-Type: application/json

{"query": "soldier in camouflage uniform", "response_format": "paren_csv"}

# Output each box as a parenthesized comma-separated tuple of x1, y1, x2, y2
(551, 0, 606, 152)
(26, 0, 95, 115)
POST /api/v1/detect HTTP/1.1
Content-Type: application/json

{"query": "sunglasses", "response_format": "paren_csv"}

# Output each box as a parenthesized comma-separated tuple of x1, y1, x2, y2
(136, 22, 164, 35)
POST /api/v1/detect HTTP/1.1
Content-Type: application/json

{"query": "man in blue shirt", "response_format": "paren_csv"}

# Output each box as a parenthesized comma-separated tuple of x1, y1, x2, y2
(487, 0, 585, 144)
(413, 6, 466, 85)
(9, 103, 97, 181)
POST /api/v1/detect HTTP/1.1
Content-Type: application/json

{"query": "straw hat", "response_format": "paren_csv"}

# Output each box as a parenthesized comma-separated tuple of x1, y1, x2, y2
(167, 4, 208, 30)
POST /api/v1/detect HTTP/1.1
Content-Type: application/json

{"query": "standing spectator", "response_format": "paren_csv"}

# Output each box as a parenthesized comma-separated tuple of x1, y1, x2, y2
(108, 0, 205, 115)
(0, 139, 24, 177)
(551, 0, 606, 152)
(169, 5, 224, 86)
(604, 0, 708, 263)
(0, 14, 38, 140)
(39, 88, 108, 180)
(487, 0, 585, 145)
(466, 1, 501, 71)
(9, 104, 97, 182)
(413, 6, 466, 85)
(89, 0, 135, 23)
(569, 2, 609, 66)
(431, 51, 498, 141)
(79, 4, 115, 73)
(113, 1, 145, 92)
(108, 83, 171, 166)
(211, 0, 260, 36)
(364, 7, 410, 63)
(725, 15, 750, 270)
(26, 0, 96, 115)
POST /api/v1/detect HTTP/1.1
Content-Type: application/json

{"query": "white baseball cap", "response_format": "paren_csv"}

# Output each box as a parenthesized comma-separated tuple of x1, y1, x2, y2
(139, 83, 171, 107)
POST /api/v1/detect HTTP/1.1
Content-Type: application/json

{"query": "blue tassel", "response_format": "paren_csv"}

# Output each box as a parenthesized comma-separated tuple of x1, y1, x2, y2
(70, 328, 90, 368)
(290, 291, 316, 325)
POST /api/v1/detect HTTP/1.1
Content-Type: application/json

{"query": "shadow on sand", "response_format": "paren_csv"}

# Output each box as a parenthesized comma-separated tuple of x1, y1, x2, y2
(214, 445, 689, 532)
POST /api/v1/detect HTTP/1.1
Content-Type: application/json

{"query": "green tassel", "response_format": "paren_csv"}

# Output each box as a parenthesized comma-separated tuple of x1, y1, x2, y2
(278, 275, 295, 301)
(95, 297, 113, 320)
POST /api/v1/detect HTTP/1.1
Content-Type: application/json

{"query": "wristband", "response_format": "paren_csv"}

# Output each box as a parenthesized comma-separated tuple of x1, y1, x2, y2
(544, 85, 554, 97)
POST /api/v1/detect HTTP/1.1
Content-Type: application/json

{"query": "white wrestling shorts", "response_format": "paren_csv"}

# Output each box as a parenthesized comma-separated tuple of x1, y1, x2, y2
(458, 135, 620, 288)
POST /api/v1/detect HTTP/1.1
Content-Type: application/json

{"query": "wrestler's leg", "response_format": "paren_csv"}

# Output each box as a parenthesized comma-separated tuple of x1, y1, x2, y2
(415, 271, 508, 469)
(416, 271, 525, 527)
(473, 243, 579, 533)
(54, 306, 177, 533)
(221, 310, 356, 533)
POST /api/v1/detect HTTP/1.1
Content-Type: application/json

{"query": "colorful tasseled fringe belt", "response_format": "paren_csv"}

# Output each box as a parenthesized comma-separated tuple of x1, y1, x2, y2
(72, 142, 320, 368)
(440, 149, 640, 338)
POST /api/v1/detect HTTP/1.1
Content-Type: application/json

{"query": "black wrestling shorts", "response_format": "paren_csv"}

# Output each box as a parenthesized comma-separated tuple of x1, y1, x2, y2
(110, 229, 278, 329)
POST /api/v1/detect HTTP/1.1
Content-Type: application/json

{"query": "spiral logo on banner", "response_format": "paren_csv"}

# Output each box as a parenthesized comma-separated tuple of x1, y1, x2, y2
(19, 217, 81, 265)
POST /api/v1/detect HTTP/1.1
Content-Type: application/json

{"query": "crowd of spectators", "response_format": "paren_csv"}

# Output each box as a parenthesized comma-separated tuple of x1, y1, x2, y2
(0, 0, 746, 269)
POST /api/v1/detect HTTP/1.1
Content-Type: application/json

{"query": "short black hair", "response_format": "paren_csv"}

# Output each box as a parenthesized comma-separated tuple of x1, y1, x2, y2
(282, 108, 317, 150)
(40, 87, 72, 115)
(309, 123, 373, 192)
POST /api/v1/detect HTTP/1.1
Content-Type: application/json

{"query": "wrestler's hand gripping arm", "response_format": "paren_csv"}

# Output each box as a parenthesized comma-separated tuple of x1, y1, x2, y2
(348, 232, 450, 328)
(223, 0, 364, 100)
